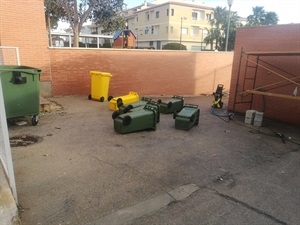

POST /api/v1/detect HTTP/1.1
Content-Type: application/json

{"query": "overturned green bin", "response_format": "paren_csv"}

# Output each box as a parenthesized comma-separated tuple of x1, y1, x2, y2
(173, 104, 200, 131)
(114, 103, 160, 134)
(118, 97, 152, 114)
(0, 65, 42, 125)
(157, 95, 184, 114)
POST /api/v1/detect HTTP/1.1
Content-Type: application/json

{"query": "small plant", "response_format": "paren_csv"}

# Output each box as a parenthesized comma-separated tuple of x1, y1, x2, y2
(162, 43, 187, 50)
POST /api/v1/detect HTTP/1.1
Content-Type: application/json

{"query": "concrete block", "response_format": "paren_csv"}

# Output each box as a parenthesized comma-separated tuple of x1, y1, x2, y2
(245, 110, 257, 118)
(245, 110, 257, 125)
(254, 112, 264, 127)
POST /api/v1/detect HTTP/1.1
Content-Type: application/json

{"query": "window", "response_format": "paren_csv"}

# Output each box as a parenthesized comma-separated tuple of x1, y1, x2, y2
(192, 10, 205, 20)
(156, 11, 160, 18)
(150, 41, 153, 46)
(151, 26, 154, 34)
(136, 17, 138, 22)
(146, 13, 150, 21)
(145, 27, 149, 34)
(167, 9, 169, 16)
(206, 14, 211, 20)
(170, 26, 173, 33)
(192, 12, 198, 20)
(171, 9, 174, 16)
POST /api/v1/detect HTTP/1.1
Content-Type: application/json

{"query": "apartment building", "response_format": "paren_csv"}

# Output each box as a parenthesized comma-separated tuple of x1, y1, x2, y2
(123, 0, 214, 50)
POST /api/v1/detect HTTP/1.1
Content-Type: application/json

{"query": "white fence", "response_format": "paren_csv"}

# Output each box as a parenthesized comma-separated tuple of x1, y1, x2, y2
(51, 32, 113, 48)
(0, 78, 18, 203)
(0, 46, 20, 65)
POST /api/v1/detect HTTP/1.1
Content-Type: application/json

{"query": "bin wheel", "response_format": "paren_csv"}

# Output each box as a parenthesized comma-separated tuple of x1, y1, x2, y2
(157, 99, 162, 104)
(123, 115, 132, 126)
(100, 97, 105, 102)
(32, 115, 39, 126)
(127, 105, 134, 110)
(112, 111, 120, 120)
(108, 96, 113, 101)
(123, 107, 129, 113)
(117, 102, 124, 108)
(167, 102, 173, 108)
(117, 98, 123, 104)
(88, 94, 92, 100)
(173, 112, 177, 119)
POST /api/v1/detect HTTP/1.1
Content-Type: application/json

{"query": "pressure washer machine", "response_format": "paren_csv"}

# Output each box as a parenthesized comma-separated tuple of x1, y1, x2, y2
(212, 84, 224, 109)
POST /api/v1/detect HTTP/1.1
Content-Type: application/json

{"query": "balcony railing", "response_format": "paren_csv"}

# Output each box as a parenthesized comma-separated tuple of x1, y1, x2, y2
(50, 32, 113, 48)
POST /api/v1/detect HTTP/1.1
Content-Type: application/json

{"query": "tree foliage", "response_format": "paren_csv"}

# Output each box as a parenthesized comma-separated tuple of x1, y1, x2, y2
(162, 43, 187, 50)
(44, 0, 66, 30)
(45, 0, 124, 47)
(246, 6, 279, 26)
(204, 6, 239, 51)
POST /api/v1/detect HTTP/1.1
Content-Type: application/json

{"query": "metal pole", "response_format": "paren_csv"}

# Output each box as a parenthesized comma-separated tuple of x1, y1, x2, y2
(225, 4, 232, 51)
(180, 17, 183, 50)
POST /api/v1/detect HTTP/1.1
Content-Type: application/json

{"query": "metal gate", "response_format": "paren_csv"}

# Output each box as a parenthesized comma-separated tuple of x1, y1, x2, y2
(0, 77, 18, 203)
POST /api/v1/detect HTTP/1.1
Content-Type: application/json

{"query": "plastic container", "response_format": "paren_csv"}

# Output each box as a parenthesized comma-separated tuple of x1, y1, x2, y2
(0, 65, 42, 125)
(158, 95, 184, 114)
(109, 91, 139, 111)
(88, 71, 112, 102)
(119, 97, 151, 113)
(114, 103, 159, 134)
(173, 104, 200, 131)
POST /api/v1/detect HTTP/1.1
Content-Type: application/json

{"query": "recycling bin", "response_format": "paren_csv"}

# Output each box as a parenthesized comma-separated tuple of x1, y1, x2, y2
(173, 104, 200, 131)
(88, 71, 112, 102)
(109, 91, 139, 111)
(114, 103, 159, 134)
(157, 95, 184, 114)
(0, 65, 42, 125)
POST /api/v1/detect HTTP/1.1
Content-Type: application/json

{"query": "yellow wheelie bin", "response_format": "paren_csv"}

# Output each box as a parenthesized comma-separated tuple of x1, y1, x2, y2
(88, 71, 112, 102)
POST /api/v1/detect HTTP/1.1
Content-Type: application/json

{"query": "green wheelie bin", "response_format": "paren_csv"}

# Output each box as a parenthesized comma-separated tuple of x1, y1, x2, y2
(0, 65, 42, 125)
(114, 103, 160, 134)
(173, 104, 200, 131)
(157, 95, 184, 114)
(112, 97, 152, 119)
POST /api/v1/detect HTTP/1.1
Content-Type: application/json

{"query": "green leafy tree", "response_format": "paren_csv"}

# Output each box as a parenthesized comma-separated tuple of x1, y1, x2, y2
(45, 0, 124, 47)
(246, 6, 279, 26)
(264, 11, 279, 25)
(44, 0, 66, 46)
(92, 2, 125, 33)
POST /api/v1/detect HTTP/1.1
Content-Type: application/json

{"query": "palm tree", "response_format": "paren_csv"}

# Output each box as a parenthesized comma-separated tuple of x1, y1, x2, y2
(204, 6, 239, 51)
(204, 6, 227, 50)
(246, 6, 279, 26)
(247, 6, 265, 26)
(264, 11, 279, 25)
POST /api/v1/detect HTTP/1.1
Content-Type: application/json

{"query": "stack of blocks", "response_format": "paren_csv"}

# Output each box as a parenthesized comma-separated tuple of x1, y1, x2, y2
(245, 110, 264, 127)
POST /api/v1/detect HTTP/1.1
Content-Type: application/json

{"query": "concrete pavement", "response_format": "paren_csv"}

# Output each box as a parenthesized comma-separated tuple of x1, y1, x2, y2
(8, 96, 300, 225)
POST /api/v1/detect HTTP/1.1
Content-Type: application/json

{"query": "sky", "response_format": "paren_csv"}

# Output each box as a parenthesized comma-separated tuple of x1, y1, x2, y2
(123, 0, 300, 24)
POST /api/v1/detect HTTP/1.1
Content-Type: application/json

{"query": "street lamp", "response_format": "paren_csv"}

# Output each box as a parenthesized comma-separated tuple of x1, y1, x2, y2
(179, 17, 187, 50)
(225, 0, 233, 51)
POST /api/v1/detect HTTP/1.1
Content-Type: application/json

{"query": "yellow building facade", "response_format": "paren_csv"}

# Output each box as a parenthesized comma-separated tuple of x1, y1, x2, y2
(123, 0, 214, 50)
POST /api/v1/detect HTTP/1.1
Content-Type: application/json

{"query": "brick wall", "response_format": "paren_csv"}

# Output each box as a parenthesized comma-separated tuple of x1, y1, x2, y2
(49, 48, 233, 97)
(0, 0, 51, 81)
(228, 24, 300, 125)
